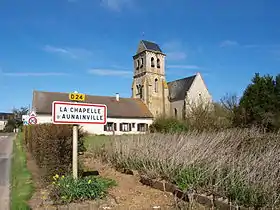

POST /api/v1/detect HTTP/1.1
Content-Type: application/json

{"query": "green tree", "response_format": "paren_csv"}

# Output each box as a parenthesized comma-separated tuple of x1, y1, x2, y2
(237, 73, 278, 130)
(4, 106, 29, 132)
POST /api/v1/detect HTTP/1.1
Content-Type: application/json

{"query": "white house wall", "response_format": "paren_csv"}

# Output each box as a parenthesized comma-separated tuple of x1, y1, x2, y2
(0, 121, 6, 130)
(34, 114, 153, 135)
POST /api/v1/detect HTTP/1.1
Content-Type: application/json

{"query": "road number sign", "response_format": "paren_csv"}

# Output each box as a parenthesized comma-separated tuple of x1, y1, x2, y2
(52, 101, 107, 125)
(69, 93, 85, 102)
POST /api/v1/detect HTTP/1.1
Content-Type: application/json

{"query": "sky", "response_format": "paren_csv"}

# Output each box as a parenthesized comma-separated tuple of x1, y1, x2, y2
(1, 0, 280, 112)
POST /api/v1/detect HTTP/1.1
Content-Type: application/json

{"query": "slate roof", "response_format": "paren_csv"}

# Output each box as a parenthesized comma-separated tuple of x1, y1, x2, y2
(168, 75, 197, 102)
(141, 40, 162, 52)
(32, 90, 153, 118)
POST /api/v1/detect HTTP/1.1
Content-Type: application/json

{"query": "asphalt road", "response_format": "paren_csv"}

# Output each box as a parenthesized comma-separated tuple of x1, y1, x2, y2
(0, 133, 14, 210)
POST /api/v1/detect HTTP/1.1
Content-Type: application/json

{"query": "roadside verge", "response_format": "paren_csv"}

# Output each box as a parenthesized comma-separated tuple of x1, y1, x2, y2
(10, 133, 34, 210)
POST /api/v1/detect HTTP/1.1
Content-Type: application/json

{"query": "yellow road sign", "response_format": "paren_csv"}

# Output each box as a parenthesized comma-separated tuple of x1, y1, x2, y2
(69, 93, 86, 101)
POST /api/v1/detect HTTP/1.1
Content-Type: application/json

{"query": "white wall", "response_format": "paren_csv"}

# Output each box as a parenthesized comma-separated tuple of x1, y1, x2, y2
(0, 121, 7, 130)
(35, 114, 153, 135)
(187, 73, 212, 105)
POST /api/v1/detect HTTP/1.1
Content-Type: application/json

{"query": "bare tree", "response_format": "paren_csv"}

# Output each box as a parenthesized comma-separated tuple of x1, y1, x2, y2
(220, 93, 239, 112)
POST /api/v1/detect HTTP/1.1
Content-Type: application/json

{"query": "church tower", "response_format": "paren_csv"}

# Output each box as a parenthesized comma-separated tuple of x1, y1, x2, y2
(132, 40, 170, 117)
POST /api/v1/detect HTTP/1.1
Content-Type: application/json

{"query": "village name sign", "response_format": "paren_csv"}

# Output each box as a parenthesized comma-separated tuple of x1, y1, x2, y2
(51, 92, 107, 179)
(52, 101, 107, 124)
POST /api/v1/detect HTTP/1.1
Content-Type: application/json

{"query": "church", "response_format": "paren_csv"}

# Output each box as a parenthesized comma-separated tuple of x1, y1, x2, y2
(32, 40, 212, 135)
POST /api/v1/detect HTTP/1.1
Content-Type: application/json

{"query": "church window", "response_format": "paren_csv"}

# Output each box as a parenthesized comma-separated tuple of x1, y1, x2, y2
(154, 78, 158, 92)
(157, 58, 160, 68)
(151, 57, 155, 67)
(140, 58, 144, 68)
(136, 60, 140, 70)
(174, 108, 178, 119)
(140, 86, 143, 99)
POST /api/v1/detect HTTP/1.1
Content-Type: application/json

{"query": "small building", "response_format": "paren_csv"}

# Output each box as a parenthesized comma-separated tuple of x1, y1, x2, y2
(32, 90, 153, 135)
(0, 112, 13, 130)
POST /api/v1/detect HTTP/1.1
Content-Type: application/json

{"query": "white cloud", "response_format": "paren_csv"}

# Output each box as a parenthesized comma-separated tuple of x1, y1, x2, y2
(219, 40, 239, 47)
(43, 45, 93, 59)
(167, 65, 201, 69)
(2, 72, 68, 77)
(100, 0, 135, 11)
(162, 40, 187, 61)
(88, 69, 132, 77)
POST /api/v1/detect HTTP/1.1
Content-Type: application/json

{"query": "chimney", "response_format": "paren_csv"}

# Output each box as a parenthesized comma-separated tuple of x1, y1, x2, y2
(116, 93, 119, 101)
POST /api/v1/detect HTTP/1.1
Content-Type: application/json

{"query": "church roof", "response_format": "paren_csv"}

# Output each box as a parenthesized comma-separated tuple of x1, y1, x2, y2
(32, 90, 153, 118)
(167, 75, 197, 102)
(135, 40, 164, 55)
(141, 40, 162, 52)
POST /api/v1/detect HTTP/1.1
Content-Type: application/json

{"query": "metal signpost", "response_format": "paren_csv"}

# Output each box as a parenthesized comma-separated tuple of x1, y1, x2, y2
(52, 92, 107, 179)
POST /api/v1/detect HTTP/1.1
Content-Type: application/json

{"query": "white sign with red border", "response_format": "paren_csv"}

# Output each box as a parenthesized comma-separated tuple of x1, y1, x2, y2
(28, 116, 37, 125)
(52, 101, 107, 125)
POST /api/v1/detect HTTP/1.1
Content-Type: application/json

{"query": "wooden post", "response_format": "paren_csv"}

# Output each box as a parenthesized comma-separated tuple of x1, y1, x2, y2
(73, 91, 79, 179)
(73, 124, 78, 179)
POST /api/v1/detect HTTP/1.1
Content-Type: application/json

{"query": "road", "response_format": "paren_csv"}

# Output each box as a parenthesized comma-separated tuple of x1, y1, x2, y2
(0, 133, 14, 210)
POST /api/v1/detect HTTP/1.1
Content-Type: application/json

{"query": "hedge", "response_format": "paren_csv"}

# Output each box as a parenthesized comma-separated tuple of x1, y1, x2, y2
(23, 124, 86, 183)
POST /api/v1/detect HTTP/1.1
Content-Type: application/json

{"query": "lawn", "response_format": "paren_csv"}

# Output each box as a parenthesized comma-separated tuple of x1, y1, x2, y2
(84, 135, 112, 152)
(10, 133, 34, 210)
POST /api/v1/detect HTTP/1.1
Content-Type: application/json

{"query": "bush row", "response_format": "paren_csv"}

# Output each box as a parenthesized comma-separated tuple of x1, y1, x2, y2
(149, 102, 233, 133)
(23, 124, 86, 183)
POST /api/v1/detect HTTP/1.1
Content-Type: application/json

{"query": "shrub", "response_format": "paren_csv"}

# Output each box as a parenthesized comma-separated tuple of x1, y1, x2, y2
(150, 101, 233, 134)
(23, 124, 86, 183)
(92, 129, 280, 208)
(50, 174, 116, 204)
(149, 117, 188, 133)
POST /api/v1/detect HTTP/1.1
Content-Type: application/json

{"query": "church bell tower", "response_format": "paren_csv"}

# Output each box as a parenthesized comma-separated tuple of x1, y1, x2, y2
(131, 40, 170, 118)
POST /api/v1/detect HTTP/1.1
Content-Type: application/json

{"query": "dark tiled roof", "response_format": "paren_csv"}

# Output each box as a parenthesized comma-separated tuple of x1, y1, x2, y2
(0, 112, 13, 116)
(168, 75, 196, 102)
(32, 90, 153, 118)
(141, 40, 162, 52)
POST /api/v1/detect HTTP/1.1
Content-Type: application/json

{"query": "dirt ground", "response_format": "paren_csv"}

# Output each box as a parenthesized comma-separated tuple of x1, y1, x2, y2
(27, 153, 205, 210)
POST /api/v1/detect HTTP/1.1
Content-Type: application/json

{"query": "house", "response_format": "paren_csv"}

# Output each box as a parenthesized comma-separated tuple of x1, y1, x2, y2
(32, 91, 153, 135)
(31, 40, 212, 134)
(0, 112, 13, 130)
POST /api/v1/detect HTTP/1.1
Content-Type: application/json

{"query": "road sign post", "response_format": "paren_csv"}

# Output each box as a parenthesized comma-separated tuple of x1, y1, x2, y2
(52, 92, 107, 179)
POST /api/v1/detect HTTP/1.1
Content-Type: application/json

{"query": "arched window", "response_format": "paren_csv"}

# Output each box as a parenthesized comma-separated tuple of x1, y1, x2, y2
(157, 58, 160, 68)
(174, 108, 178, 118)
(154, 78, 158, 92)
(136, 60, 140, 69)
(151, 57, 155, 67)
(141, 58, 144, 68)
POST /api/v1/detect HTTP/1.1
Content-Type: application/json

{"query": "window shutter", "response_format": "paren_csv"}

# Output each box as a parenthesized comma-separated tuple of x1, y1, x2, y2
(129, 123, 132, 131)
(114, 123, 117, 131)
(104, 125, 107, 131)
(120, 123, 123, 131)
(137, 124, 139, 131)
(145, 124, 148, 131)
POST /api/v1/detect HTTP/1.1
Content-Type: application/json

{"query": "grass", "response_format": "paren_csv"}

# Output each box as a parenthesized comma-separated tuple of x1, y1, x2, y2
(88, 128, 280, 208)
(11, 133, 34, 210)
(50, 174, 117, 204)
(84, 135, 111, 151)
